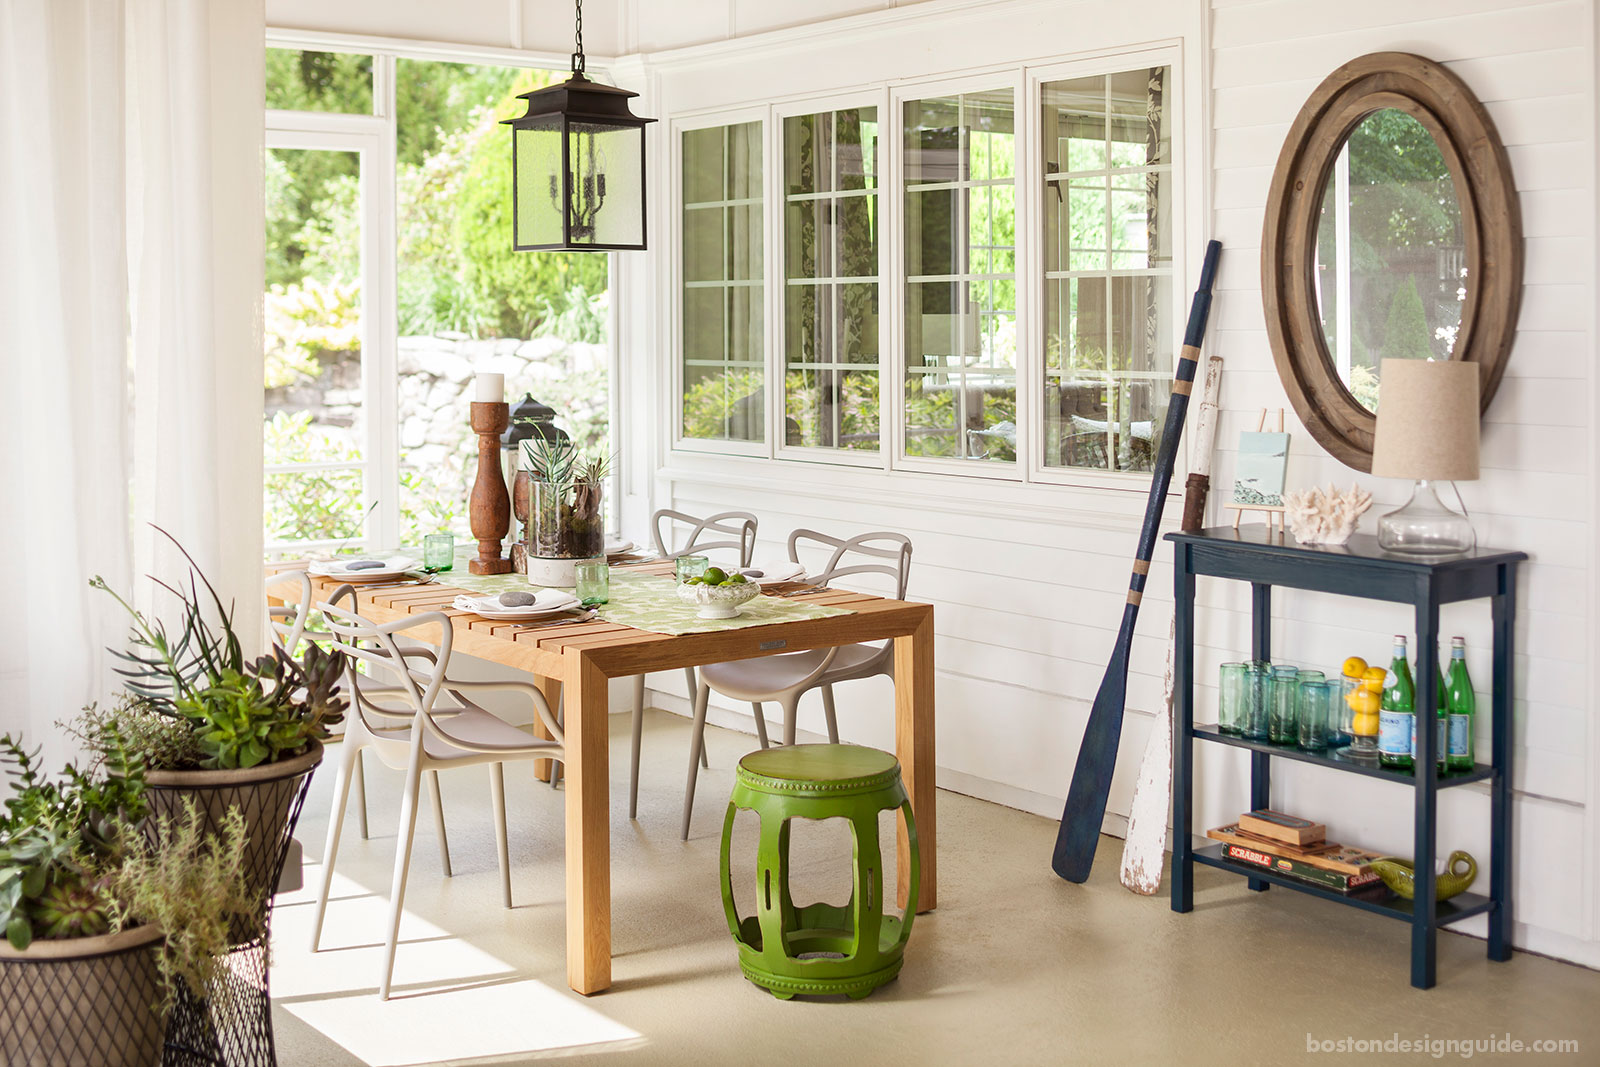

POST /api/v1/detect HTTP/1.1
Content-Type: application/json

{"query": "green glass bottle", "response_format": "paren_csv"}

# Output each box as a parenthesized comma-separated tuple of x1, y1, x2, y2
(1411, 656, 1447, 774)
(1445, 636, 1476, 772)
(1378, 636, 1414, 770)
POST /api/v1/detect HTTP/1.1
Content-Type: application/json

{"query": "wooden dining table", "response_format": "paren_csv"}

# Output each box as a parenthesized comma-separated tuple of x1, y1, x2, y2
(293, 560, 937, 996)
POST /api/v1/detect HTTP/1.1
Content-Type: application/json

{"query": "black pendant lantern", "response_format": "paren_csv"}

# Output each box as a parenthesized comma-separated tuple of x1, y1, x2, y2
(501, 0, 655, 252)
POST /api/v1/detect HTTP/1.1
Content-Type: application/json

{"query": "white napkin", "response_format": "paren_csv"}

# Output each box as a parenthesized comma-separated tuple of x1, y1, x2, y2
(453, 589, 581, 614)
(308, 556, 416, 577)
(739, 560, 805, 583)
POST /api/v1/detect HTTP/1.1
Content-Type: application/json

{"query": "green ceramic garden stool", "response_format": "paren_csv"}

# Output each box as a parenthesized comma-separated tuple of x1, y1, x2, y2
(719, 743, 919, 1001)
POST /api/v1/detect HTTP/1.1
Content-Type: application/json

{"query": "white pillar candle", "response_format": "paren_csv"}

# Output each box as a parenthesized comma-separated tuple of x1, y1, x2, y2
(474, 371, 505, 403)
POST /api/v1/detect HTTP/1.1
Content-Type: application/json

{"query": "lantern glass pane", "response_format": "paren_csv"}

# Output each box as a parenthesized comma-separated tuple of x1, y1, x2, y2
(568, 123, 643, 247)
(515, 118, 563, 248)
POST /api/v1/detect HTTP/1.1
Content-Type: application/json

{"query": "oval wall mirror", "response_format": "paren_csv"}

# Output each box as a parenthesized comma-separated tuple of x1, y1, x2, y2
(1262, 52, 1523, 471)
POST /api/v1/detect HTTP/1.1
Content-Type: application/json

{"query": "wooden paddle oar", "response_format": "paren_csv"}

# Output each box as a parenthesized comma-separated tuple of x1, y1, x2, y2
(1052, 240, 1221, 884)
(1120, 353, 1223, 895)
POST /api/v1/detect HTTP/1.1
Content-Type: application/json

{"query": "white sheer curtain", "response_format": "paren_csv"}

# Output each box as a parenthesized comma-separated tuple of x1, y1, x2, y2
(0, 0, 262, 757)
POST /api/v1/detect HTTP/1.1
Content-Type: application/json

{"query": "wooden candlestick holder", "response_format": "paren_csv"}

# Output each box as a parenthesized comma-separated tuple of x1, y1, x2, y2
(468, 401, 513, 575)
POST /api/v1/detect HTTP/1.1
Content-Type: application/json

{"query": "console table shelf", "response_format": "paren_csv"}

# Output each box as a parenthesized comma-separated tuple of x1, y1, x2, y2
(1167, 525, 1524, 990)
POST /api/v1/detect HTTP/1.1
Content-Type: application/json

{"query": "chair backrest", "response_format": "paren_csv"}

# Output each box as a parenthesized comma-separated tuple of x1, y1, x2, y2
(264, 569, 314, 653)
(315, 596, 457, 747)
(651, 508, 758, 566)
(787, 529, 913, 601)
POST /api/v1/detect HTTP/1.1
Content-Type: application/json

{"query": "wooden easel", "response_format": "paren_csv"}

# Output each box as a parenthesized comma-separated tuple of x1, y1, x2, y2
(1227, 408, 1287, 534)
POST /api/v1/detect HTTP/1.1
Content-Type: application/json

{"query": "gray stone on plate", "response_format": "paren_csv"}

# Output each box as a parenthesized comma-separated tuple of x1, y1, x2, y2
(498, 591, 538, 607)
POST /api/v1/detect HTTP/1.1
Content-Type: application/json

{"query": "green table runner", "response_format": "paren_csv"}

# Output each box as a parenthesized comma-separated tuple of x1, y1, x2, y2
(433, 558, 852, 637)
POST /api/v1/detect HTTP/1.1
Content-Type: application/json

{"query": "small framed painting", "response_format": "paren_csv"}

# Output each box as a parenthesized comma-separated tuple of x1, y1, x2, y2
(1232, 432, 1290, 507)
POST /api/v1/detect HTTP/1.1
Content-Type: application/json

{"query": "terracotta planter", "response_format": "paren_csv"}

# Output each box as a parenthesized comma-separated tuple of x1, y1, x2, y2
(142, 741, 323, 943)
(0, 924, 165, 1067)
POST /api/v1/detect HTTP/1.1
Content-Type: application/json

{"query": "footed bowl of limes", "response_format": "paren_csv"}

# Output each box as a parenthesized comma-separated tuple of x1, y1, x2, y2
(676, 566, 761, 619)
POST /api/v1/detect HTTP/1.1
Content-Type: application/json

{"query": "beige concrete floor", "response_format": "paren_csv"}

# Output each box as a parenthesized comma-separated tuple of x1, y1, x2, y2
(271, 710, 1599, 1066)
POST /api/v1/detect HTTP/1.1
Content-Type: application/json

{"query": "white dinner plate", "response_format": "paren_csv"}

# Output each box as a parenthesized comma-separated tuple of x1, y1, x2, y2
(737, 561, 807, 587)
(605, 538, 636, 557)
(453, 590, 583, 621)
(307, 556, 418, 581)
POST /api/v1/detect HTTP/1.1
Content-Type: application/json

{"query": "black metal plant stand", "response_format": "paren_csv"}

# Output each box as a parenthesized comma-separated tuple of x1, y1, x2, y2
(161, 766, 318, 1066)
(1167, 525, 1524, 989)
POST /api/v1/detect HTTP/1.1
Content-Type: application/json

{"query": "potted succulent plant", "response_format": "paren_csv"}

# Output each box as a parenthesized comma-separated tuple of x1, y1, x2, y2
(77, 530, 347, 933)
(0, 733, 252, 1067)
(517, 437, 611, 586)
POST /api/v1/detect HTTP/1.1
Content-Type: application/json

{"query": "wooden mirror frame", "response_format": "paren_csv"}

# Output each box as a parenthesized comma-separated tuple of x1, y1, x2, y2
(1261, 52, 1523, 472)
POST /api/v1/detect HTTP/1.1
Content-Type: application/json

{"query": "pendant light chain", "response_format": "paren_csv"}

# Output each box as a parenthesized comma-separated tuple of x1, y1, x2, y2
(571, 0, 586, 73)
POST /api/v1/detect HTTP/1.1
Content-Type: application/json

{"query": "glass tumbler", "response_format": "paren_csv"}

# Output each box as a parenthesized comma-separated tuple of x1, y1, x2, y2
(423, 533, 454, 572)
(575, 559, 610, 606)
(1297, 680, 1333, 751)
(1242, 662, 1272, 741)
(1269, 665, 1299, 744)
(1218, 663, 1246, 735)
(675, 555, 709, 584)
(1331, 669, 1359, 747)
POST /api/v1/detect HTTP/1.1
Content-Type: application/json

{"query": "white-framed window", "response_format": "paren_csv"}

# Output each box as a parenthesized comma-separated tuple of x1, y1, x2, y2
(1039, 65, 1175, 476)
(670, 47, 1183, 494)
(675, 114, 767, 453)
(263, 38, 619, 557)
(774, 92, 885, 461)
(896, 79, 1021, 473)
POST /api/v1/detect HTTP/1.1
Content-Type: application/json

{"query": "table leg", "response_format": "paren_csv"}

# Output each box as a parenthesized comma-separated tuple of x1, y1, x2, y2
(533, 675, 561, 782)
(1411, 590, 1440, 990)
(1489, 564, 1515, 962)
(1248, 583, 1272, 893)
(894, 611, 936, 913)
(563, 651, 611, 994)
(1172, 549, 1195, 914)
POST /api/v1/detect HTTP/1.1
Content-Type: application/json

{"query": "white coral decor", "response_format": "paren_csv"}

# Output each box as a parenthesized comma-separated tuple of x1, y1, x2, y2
(1283, 483, 1374, 546)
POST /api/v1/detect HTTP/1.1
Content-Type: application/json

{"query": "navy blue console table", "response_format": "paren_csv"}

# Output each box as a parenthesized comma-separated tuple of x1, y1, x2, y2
(1167, 525, 1524, 989)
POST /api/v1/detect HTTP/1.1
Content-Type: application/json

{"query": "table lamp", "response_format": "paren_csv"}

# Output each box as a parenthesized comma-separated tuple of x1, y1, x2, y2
(1370, 358, 1480, 555)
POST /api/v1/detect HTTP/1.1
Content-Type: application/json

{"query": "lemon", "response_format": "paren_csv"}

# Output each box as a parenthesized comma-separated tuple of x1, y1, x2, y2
(1362, 666, 1387, 684)
(702, 566, 728, 584)
(1342, 656, 1368, 678)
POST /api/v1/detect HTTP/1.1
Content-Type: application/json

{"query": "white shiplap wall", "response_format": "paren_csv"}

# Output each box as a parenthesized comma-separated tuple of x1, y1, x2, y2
(632, 0, 1600, 967)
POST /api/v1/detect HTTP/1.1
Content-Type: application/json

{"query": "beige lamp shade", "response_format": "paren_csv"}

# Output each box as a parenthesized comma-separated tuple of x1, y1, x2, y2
(1370, 359, 1481, 481)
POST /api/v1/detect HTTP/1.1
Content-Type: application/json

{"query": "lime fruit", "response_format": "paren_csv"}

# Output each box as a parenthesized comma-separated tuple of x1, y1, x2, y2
(726, 573, 749, 584)
(702, 566, 728, 584)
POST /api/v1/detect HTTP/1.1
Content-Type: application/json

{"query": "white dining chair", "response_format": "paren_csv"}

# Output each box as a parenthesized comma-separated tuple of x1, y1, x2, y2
(307, 594, 564, 999)
(678, 528, 912, 838)
(624, 509, 757, 819)
(266, 572, 454, 856)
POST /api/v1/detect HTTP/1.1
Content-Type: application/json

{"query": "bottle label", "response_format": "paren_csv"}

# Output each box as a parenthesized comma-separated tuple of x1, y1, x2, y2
(1448, 714, 1471, 758)
(1379, 711, 1412, 755)
(1409, 717, 1446, 759)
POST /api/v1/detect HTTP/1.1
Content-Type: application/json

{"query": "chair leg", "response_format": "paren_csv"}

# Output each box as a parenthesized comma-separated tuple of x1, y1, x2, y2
(821, 685, 840, 744)
(682, 682, 711, 841)
(782, 694, 800, 747)
(490, 762, 512, 910)
(379, 756, 425, 1000)
(425, 769, 451, 877)
(685, 667, 709, 769)
(751, 702, 771, 749)
(630, 675, 646, 819)
(353, 749, 370, 840)
(310, 740, 359, 952)
(550, 692, 564, 790)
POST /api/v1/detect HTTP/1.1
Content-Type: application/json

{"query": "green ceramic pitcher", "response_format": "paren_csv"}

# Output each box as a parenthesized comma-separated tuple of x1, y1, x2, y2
(1370, 850, 1477, 901)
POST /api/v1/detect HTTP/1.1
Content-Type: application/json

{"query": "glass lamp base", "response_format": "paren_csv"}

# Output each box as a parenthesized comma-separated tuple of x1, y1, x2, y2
(1377, 480, 1475, 556)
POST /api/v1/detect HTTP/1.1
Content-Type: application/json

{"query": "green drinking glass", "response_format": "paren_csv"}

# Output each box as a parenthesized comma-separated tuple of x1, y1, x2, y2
(423, 533, 454, 572)
(575, 559, 610, 607)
